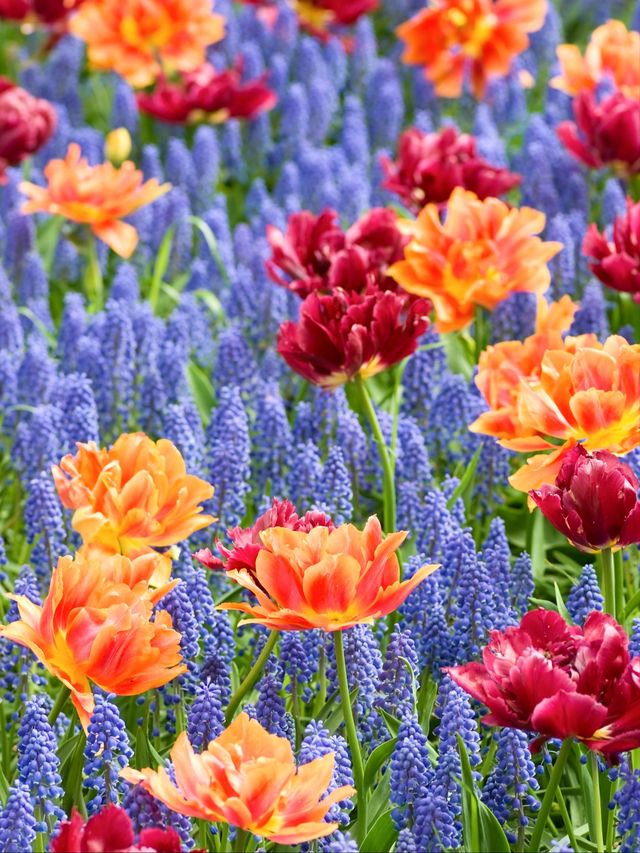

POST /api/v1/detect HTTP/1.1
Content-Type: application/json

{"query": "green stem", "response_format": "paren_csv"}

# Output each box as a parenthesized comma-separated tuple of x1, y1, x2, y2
(48, 685, 70, 726)
(233, 828, 250, 853)
(355, 375, 396, 534)
(556, 785, 579, 853)
(606, 777, 617, 853)
(225, 631, 278, 724)
(614, 549, 625, 627)
(333, 630, 367, 846)
(591, 752, 605, 853)
(600, 547, 616, 619)
(83, 235, 104, 313)
(527, 739, 573, 853)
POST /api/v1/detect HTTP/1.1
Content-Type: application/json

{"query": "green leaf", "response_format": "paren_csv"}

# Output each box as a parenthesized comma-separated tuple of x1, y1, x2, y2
(446, 445, 481, 511)
(148, 225, 175, 313)
(528, 507, 547, 581)
(443, 331, 474, 381)
(189, 215, 230, 286)
(0, 760, 9, 806)
(377, 707, 401, 737)
(364, 738, 397, 788)
(457, 735, 511, 853)
(186, 360, 216, 424)
(361, 809, 397, 853)
(368, 770, 392, 823)
(321, 687, 359, 733)
(554, 582, 572, 623)
(193, 288, 224, 319)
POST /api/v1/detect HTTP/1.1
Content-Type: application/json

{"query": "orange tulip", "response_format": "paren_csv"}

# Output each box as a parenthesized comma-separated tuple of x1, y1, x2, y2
(52, 432, 214, 560)
(0, 551, 186, 729)
(20, 144, 170, 259)
(69, 0, 225, 89)
(218, 515, 438, 631)
(471, 330, 640, 492)
(388, 188, 563, 333)
(551, 20, 640, 100)
(397, 0, 547, 99)
(122, 713, 355, 844)
(470, 295, 579, 443)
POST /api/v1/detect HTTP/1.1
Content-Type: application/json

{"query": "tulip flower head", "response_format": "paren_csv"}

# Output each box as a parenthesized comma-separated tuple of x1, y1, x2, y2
(195, 497, 334, 572)
(50, 805, 181, 853)
(381, 126, 521, 213)
(530, 445, 640, 553)
(69, 0, 226, 88)
(0, 0, 85, 26)
(447, 609, 640, 759)
(583, 198, 640, 303)
(219, 515, 438, 631)
(20, 144, 170, 258)
(472, 330, 640, 492)
(52, 432, 215, 559)
(388, 188, 563, 332)
(0, 79, 56, 183)
(551, 19, 640, 100)
(397, 0, 547, 98)
(277, 285, 431, 388)
(123, 713, 355, 843)
(557, 90, 640, 176)
(267, 207, 409, 298)
(0, 552, 186, 729)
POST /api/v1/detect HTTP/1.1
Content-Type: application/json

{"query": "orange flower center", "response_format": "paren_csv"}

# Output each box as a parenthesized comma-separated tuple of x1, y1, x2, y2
(445, 3, 497, 58)
(120, 11, 175, 50)
(443, 239, 502, 300)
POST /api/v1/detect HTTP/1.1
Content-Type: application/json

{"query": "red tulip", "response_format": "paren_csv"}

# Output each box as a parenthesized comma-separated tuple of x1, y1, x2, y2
(0, 79, 56, 183)
(266, 208, 409, 298)
(381, 126, 521, 213)
(530, 444, 640, 553)
(195, 498, 334, 573)
(277, 285, 431, 388)
(0, 0, 84, 24)
(137, 61, 277, 124)
(583, 198, 640, 303)
(50, 804, 181, 853)
(557, 90, 640, 175)
(319, 0, 378, 25)
(447, 608, 640, 759)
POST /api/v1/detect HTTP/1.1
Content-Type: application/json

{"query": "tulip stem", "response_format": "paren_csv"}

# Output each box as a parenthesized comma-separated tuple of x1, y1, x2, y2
(527, 739, 572, 853)
(600, 547, 616, 620)
(591, 752, 605, 853)
(225, 631, 278, 724)
(333, 630, 367, 846)
(355, 376, 396, 534)
(48, 685, 70, 726)
(83, 235, 104, 313)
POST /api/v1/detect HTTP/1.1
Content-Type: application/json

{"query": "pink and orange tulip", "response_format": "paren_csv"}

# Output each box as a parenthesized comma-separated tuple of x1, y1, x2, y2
(0, 551, 185, 729)
(52, 432, 214, 561)
(219, 515, 438, 631)
(122, 713, 355, 844)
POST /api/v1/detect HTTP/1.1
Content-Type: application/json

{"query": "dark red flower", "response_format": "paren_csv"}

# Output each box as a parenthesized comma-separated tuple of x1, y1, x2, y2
(0, 0, 84, 24)
(529, 444, 640, 553)
(381, 126, 521, 213)
(194, 498, 334, 575)
(557, 90, 640, 176)
(583, 198, 640, 304)
(50, 805, 182, 853)
(137, 61, 277, 124)
(446, 608, 640, 760)
(0, 79, 56, 183)
(277, 285, 431, 388)
(319, 0, 378, 25)
(266, 208, 409, 298)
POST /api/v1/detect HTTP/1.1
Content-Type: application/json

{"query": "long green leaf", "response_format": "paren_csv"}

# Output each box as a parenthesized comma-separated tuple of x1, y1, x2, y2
(364, 738, 397, 788)
(148, 225, 175, 313)
(186, 360, 216, 424)
(361, 809, 397, 853)
(446, 445, 482, 511)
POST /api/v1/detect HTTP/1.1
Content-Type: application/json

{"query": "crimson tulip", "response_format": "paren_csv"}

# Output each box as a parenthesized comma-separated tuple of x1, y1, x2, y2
(194, 497, 334, 574)
(447, 608, 640, 759)
(277, 285, 430, 388)
(137, 61, 276, 124)
(381, 126, 521, 213)
(557, 90, 640, 175)
(50, 804, 181, 853)
(530, 444, 640, 553)
(583, 198, 640, 303)
(0, 79, 56, 183)
(266, 207, 409, 298)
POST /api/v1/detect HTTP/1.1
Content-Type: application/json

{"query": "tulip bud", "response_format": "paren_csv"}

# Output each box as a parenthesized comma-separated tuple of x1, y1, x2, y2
(104, 127, 132, 165)
(530, 444, 640, 553)
(0, 80, 56, 183)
